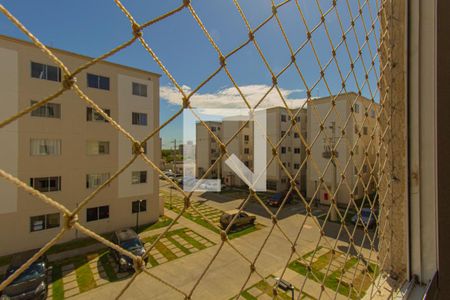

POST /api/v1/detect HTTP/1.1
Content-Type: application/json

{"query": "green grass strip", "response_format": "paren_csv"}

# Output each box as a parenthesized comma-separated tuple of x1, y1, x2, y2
(50, 264, 64, 300)
(177, 231, 207, 250)
(98, 251, 117, 282)
(166, 235, 190, 255)
(154, 241, 177, 261)
(74, 257, 96, 293)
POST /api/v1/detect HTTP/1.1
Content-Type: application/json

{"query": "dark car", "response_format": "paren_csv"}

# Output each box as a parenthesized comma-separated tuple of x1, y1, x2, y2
(110, 229, 148, 272)
(1, 251, 49, 300)
(351, 208, 377, 229)
(219, 212, 256, 230)
(266, 192, 293, 207)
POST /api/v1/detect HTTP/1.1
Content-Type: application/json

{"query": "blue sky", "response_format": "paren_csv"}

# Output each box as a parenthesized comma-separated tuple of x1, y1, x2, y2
(0, 0, 379, 148)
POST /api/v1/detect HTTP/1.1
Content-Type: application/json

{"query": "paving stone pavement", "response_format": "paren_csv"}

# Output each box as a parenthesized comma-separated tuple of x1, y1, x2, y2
(61, 264, 80, 298)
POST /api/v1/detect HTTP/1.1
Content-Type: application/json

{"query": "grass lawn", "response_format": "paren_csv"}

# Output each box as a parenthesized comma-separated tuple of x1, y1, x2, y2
(51, 265, 64, 300)
(288, 248, 379, 300)
(74, 257, 96, 293)
(98, 251, 117, 281)
(238, 276, 315, 300)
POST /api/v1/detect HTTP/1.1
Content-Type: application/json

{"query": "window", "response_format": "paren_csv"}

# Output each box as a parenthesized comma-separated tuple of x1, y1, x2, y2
(86, 173, 110, 189)
(211, 126, 216, 132)
(353, 103, 360, 113)
(210, 159, 216, 165)
(244, 161, 250, 167)
(30, 101, 61, 118)
(281, 131, 286, 137)
(86, 141, 110, 155)
(244, 148, 250, 154)
(294, 132, 300, 138)
(31, 62, 61, 82)
(87, 73, 110, 90)
(86, 205, 109, 222)
(211, 148, 216, 154)
(132, 171, 147, 184)
(363, 165, 368, 173)
(30, 177, 61, 192)
(281, 178, 287, 184)
(294, 163, 300, 169)
(132, 82, 148, 97)
(30, 139, 61, 156)
(294, 148, 301, 154)
(132, 112, 148, 125)
(296, 116, 301, 122)
(86, 107, 110, 122)
(267, 180, 277, 190)
(281, 147, 286, 154)
(30, 213, 60, 232)
(281, 114, 287, 122)
(244, 135, 249, 141)
(363, 126, 368, 135)
(132, 200, 147, 213)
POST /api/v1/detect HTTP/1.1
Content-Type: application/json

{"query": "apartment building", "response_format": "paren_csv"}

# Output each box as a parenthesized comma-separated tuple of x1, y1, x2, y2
(195, 121, 222, 179)
(218, 107, 308, 193)
(306, 92, 379, 205)
(0, 35, 161, 256)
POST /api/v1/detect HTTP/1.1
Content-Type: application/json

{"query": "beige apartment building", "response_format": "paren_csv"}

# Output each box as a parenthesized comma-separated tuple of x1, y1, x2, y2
(195, 121, 222, 179)
(0, 35, 161, 256)
(306, 92, 379, 205)
(196, 107, 307, 193)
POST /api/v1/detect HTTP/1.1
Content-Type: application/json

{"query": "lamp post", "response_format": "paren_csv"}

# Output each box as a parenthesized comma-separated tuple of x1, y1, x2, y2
(275, 277, 295, 300)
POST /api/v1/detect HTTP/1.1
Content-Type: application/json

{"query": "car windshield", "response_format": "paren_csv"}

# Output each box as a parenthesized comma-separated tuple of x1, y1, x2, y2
(272, 193, 283, 200)
(7, 262, 45, 284)
(361, 210, 372, 218)
(120, 238, 142, 251)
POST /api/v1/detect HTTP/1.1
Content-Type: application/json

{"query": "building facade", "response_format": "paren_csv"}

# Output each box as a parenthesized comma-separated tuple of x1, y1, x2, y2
(221, 107, 307, 193)
(0, 35, 161, 256)
(306, 93, 379, 205)
(195, 121, 222, 179)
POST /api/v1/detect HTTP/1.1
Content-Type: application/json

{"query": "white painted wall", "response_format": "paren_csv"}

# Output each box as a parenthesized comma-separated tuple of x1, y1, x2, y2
(117, 74, 155, 198)
(0, 47, 18, 214)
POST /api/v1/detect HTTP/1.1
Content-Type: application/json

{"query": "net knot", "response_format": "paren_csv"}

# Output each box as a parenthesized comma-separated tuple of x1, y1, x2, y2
(132, 23, 142, 38)
(220, 230, 228, 241)
(133, 141, 144, 155)
(133, 256, 146, 273)
(249, 263, 256, 272)
(63, 75, 76, 89)
(64, 213, 78, 230)
(219, 55, 226, 67)
(182, 96, 190, 108)
(183, 197, 191, 209)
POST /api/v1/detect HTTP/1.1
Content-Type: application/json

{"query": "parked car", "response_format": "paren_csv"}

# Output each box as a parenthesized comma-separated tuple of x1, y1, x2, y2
(110, 229, 148, 272)
(219, 211, 256, 230)
(266, 192, 293, 207)
(159, 170, 175, 180)
(351, 208, 377, 229)
(1, 251, 49, 300)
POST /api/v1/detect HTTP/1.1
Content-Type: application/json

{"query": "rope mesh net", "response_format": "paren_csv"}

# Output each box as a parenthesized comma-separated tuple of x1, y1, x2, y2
(0, 0, 396, 299)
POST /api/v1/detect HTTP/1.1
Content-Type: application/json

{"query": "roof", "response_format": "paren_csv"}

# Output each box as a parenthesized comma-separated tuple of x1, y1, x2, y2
(0, 34, 161, 78)
(116, 228, 139, 241)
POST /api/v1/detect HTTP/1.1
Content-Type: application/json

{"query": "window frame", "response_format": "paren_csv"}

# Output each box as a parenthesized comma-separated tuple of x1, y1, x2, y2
(87, 73, 110, 90)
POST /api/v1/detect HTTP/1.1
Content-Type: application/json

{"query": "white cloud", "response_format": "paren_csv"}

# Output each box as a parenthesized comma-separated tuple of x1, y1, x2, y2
(160, 84, 307, 112)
